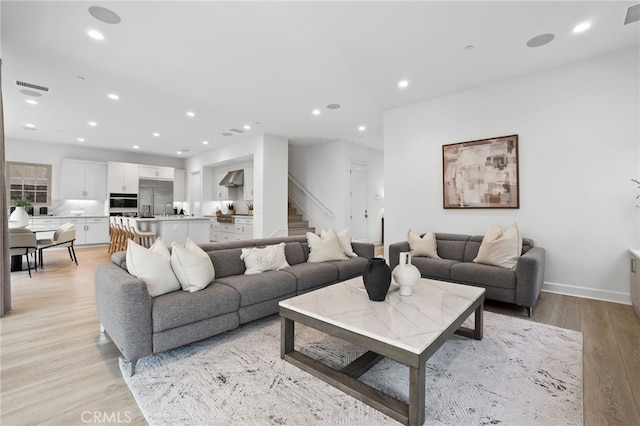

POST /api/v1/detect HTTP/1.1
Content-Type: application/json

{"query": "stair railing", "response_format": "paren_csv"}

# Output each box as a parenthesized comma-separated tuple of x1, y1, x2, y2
(288, 174, 335, 218)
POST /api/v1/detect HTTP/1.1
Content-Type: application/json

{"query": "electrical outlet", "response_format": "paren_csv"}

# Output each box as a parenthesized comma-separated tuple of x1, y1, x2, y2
(174, 224, 179, 231)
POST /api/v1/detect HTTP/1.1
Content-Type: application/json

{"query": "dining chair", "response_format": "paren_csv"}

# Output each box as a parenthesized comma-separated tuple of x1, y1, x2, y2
(9, 228, 38, 277)
(37, 222, 78, 268)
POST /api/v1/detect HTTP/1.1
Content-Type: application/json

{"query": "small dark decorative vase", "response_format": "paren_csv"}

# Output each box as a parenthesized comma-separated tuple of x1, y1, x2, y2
(362, 258, 392, 301)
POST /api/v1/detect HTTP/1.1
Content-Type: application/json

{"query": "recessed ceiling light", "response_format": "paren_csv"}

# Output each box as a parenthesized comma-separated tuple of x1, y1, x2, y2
(312, 109, 321, 116)
(108, 93, 119, 100)
(398, 80, 409, 89)
(20, 89, 42, 97)
(88, 6, 122, 25)
(88, 121, 97, 126)
(186, 111, 195, 117)
(25, 123, 35, 128)
(202, 141, 209, 145)
(244, 125, 251, 130)
(153, 132, 160, 137)
(177, 151, 183, 155)
(87, 30, 105, 41)
(326, 104, 341, 109)
(26, 99, 37, 105)
(77, 138, 85, 142)
(358, 126, 366, 132)
(526, 33, 555, 48)
(133, 145, 139, 149)
(572, 22, 591, 33)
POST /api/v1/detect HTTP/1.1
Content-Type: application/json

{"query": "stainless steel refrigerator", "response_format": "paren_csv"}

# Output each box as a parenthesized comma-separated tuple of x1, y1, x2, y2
(139, 179, 174, 217)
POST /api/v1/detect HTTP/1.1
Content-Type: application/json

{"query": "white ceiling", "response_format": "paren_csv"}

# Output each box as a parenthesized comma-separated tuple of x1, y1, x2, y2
(2, 1, 638, 158)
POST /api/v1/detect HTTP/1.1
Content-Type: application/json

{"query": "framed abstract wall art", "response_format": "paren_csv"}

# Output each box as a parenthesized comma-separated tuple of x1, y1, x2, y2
(442, 134, 519, 209)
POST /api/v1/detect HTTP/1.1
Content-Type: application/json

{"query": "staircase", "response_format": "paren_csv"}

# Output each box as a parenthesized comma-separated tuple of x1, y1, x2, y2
(287, 203, 315, 236)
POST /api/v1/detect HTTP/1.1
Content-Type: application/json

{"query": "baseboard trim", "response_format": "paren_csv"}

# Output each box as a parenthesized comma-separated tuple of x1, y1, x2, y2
(542, 281, 631, 305)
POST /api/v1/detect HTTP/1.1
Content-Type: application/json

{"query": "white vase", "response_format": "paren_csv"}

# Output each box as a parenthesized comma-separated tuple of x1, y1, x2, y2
(392, 252, 420, 296)
(9, 206, 30, 228)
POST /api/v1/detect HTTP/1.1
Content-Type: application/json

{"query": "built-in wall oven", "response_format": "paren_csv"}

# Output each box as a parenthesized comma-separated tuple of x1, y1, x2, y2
(109, 193, 138, 216)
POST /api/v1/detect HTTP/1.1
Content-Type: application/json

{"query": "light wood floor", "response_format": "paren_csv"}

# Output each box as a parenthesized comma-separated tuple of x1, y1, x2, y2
(2, 246, 639, 425)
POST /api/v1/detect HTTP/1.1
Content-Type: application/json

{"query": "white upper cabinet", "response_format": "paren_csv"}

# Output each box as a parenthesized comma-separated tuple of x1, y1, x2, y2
(107, 162, 139, 194)
(174, 169, 186, 201)
(244, 165, 254, 200)
(212, 169, 229, 201)
(139, 165, 174, 180)
(60, 159, 107, 200)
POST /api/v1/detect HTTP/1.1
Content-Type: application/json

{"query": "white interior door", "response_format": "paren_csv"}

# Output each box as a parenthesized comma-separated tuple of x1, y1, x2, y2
(350, 162, 368, 241)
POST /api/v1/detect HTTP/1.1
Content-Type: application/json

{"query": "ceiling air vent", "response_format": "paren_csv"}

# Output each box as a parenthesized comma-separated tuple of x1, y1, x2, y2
(16, 80, 49, 92)
(624, 4, 640, 25)
(230, 128, 244, 133)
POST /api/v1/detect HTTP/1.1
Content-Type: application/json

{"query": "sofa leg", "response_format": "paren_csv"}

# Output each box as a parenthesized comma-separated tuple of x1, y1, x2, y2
(527, 306, 534, 317)
(99, 323, 105, 333)
(121, 357, 137, 377)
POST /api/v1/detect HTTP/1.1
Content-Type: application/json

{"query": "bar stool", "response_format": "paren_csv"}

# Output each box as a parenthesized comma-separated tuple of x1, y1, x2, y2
(125, 217, 156, 248)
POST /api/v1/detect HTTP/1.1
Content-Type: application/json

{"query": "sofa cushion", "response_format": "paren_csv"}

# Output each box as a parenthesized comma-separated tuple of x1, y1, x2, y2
(126, 239, 181, 297)
(321, 228, 358, 258)
(209, 248, 246, 278)
(284, 262, 339, 292)
(216, 271, 297, 307)
(411, 257, 459, 280)
(450, 262, 516, 290)
(328, 257, 368, 281)
(284, 242, 306, 266)
(474, 223, 522, 269)
(408, 230, 440, 258)
(307, 230, 348, 262)
(434, 233, 469, 261)
(241, 243, 290, 274)
(170, 240, 215, 292)
(151, 282, 240, 332)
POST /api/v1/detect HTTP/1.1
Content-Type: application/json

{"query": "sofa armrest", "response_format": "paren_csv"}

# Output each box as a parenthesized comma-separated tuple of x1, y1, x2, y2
(515, 246, 546, 308)
(389, 241, 411, 269)
(94, 263, 153, 364)
(352, 241, 374, 259)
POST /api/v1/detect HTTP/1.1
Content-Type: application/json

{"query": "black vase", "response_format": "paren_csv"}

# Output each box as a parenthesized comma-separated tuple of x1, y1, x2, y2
(362, 258, 392, 301)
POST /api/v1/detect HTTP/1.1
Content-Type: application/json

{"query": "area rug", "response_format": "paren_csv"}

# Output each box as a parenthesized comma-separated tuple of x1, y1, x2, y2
(121, 311, 583, 425)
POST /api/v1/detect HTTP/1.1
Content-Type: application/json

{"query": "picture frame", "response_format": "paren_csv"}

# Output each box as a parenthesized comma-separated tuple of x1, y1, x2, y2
(442, 134, 519, 209)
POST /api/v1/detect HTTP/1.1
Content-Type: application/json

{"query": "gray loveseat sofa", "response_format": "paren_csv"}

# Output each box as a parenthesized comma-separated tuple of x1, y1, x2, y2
(389, 233, 545, 316)
(95, 235, 374, 375)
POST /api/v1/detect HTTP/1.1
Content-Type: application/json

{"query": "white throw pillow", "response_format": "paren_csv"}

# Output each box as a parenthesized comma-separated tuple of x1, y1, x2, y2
(171, 239, 215, 292)
(474, 223, 522, 269)
(126, 238, 181, 297)
(307, 229, 348, 262)
(321, 228, 358, 258)
(241, 242, 290, 275)
(408, 230, 440, 258)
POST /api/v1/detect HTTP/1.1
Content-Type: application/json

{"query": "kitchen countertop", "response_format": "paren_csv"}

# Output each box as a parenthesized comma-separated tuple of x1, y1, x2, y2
(31, 215, 109, 219)
(135, 216, 210, 221)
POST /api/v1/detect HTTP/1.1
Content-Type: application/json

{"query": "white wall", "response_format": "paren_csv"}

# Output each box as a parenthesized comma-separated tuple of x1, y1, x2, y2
(185, 134, 289, 238)
(384, 48, 640, 304)
(289, 140, 384, 243)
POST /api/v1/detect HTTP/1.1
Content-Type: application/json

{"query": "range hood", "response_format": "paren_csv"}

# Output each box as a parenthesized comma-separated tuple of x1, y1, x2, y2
(219, 169, 244, 187)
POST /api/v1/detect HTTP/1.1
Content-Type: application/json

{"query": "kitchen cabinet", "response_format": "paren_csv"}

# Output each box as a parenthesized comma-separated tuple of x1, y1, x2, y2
(107, 162, 139, 193)
(174, 169, 186, 201)
(139, 165, 174, 180)
(137, 218, 210, 245)
(210, 217, 253, 241)
(29, 216, 109, 245)
(60, 160, 107, 200)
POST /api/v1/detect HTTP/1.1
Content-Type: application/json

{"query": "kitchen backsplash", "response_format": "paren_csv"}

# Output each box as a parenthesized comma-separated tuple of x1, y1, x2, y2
(40, 200, 107, 217)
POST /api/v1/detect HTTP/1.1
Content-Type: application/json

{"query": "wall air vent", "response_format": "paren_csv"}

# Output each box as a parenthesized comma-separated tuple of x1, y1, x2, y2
(624, 4, 640, 25)
(16, 81, 49, 92)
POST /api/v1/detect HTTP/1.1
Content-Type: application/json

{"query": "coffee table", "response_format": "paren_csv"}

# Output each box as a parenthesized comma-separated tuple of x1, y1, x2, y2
(279, 277, 485, 426)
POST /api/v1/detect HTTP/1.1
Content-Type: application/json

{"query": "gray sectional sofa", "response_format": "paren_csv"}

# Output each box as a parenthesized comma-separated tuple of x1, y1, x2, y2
(95, 236, 374, 375)
(389, 233, 545, 316)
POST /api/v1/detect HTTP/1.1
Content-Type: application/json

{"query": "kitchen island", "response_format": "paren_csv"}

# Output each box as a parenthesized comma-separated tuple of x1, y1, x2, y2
(135, 216, 210, 245)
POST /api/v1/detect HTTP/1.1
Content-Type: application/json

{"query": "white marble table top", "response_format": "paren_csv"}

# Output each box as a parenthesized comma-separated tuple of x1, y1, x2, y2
(280, 277, 485, 355)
